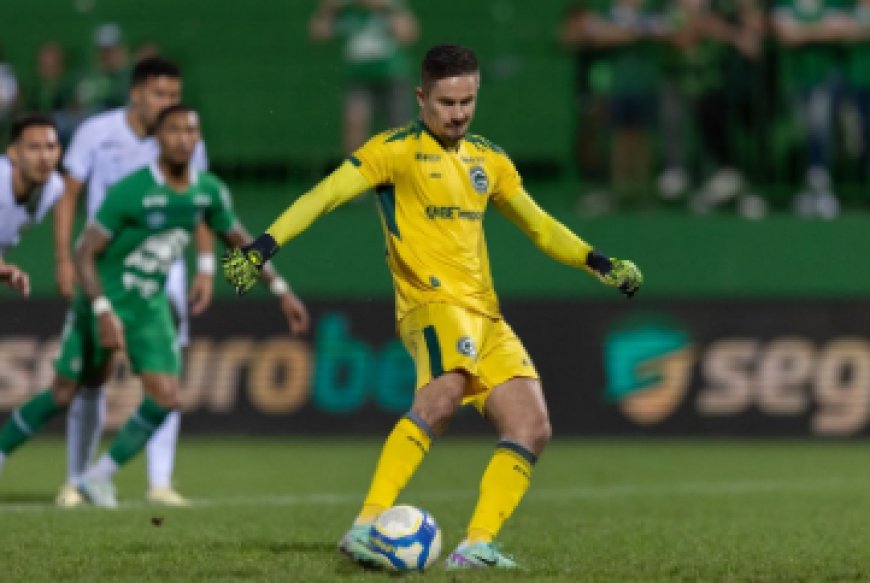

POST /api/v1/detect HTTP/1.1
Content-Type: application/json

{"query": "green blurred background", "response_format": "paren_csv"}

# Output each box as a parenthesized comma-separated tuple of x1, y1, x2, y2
(0, 0, 575, 166)
(2, 0, 869, 299)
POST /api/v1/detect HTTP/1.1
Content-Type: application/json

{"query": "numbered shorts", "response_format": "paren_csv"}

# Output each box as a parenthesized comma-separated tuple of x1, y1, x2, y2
(398, 302, 539, 413)
(54, 296, 181, 382)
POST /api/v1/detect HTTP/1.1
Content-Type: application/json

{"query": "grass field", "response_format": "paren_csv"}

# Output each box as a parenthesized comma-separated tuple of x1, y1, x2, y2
(2, 438, 870, 582)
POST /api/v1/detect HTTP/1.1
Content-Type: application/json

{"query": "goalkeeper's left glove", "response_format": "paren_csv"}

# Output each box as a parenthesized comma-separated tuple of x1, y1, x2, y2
(222, 233, 279, 296)
(586, 250, 643, 298)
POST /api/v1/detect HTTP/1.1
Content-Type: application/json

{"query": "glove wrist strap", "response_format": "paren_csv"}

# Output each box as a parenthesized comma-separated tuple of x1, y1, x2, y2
(244, 233, 279, 268)
(585, 250, 612, 275)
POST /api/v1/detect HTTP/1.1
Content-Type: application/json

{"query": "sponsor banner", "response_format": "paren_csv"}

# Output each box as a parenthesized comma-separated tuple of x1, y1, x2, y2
(2, 299, 870, 436)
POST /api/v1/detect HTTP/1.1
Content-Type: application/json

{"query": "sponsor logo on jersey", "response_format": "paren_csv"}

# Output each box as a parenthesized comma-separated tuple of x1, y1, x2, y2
(194, 194, 212, 207)
(457, 336, 477, 358)
(142, 194, 167, 208)
(425, 206, 483, 221)
(469, 165, 489, 194)
(415, 152, 442, 162)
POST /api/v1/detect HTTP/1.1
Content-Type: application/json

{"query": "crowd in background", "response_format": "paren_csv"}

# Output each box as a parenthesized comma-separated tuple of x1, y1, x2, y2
(562, 0, 870, 218)
(0, 23, 158, 147)
(3, 1, 870, 220)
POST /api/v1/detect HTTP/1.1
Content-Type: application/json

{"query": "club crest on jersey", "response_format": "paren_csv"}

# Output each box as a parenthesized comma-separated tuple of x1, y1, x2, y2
(146, 212, 166, 229)
(469, 165, 489, 194)
(457, 336, 477, 358)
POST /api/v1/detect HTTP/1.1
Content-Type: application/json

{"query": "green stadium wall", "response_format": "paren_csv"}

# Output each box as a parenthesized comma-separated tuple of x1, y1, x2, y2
(0, 0, 575, 167)
(6, 182, 870, 299)
(3, 0, 866, 300)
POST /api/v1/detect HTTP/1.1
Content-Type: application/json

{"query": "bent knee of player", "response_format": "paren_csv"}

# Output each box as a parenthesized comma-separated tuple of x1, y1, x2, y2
(410, 371, 467, 434)
(531, 414, 553, 454)
(50, 376, 79, 406)
(140, 374, 181, 410)
(410, 396, 460, 435)
(505, 409, 552, 456)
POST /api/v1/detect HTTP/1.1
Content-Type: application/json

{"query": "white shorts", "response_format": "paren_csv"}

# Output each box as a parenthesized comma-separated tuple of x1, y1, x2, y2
(165, 258, 189, 348)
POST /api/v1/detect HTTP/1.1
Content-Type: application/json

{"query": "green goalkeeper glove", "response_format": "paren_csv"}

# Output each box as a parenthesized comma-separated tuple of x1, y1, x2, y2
(222, 234, 279, 295)
(586, 250, 643, 298)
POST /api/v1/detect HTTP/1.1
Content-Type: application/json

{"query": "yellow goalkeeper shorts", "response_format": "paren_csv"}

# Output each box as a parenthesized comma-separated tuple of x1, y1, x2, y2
(398, 302, 539, 413)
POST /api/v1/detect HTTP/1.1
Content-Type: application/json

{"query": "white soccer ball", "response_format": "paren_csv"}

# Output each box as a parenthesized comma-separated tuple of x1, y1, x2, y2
(369, 504, 442, 571)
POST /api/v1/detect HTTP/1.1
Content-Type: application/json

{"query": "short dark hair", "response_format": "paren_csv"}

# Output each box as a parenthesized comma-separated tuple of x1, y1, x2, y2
(421, 44, 479, 90)
(131, 56, 181, 88)
(154, 103, 197, 128)
(9, 113, 58, 143)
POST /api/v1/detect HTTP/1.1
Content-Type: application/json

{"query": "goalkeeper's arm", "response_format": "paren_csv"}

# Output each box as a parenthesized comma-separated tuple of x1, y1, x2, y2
(493, 189, 642, 297)
(222, 161, 372, 294)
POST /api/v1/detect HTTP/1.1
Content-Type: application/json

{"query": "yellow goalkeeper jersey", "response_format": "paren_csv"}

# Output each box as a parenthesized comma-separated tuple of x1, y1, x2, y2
(351, 119, 522, 320)
(265, 118, 594, 323)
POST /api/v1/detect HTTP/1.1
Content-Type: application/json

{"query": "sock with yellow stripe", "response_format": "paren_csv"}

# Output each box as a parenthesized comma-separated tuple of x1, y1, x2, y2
(354, 412, 433, 525)
(466, 440, 536, 543)
(107, 397, 172, 467)
(0, 389, 64, 455)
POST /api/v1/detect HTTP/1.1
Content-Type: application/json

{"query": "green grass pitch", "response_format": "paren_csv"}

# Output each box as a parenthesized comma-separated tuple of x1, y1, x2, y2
(2, 438, 870, 582)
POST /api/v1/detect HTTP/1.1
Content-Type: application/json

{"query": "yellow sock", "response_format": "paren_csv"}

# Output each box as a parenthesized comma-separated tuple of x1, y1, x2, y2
(354, 415, 432, 525)
(466, 441, 536, 544)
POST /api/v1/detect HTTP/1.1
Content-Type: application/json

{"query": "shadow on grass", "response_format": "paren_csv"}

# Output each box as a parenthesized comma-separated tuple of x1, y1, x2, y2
(0, 492, 56, 504)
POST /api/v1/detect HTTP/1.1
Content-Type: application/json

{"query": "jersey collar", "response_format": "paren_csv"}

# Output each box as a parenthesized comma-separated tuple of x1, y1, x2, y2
(149, 161, 198, 189)
(417, 118, 465, 152)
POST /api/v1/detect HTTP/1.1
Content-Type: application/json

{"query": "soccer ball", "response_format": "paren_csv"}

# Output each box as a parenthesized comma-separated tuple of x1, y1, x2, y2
(369, 504, 442, 571)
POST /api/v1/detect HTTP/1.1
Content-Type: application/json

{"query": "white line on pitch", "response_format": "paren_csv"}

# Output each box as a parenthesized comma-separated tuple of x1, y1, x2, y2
(0, 477, 863, 513)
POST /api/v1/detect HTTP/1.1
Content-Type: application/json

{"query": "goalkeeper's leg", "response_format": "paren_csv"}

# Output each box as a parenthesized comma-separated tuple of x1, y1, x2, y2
(447, 377, 550, 569)
(339, 371, 467, 567)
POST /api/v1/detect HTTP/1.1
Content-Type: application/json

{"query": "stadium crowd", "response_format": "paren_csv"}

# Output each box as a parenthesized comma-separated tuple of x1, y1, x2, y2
(2, 2, 870, 218)
(562, 0, 870, 218)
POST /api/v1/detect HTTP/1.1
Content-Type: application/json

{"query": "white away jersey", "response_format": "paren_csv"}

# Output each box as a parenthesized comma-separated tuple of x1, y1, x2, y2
(0, 156, 64, 256)
(63, 107, 208, 217)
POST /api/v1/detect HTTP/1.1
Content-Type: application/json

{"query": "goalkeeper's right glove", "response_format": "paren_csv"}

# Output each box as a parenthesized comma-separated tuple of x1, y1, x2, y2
(586, 250, 643, 298)
(222, 233, 278, 296)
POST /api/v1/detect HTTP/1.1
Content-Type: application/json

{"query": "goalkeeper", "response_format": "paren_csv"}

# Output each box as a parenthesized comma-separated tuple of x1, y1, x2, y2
(224, 43, 642, 570)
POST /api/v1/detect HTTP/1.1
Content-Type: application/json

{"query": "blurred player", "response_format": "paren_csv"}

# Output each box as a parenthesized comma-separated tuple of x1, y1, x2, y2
(223, 44, 642, 569)
(0, 105, 309, 507)
(0, 114, 63, 296)
(53, 56, 210, 507)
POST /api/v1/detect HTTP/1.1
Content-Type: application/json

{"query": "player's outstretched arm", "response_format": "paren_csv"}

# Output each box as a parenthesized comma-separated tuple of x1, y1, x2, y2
(494, 190, 643, 297)
(0, 260, 31, 297)
(73, 223, 125, 349)
(222, 160, 371, 295)
(220, 224, 310, 335)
